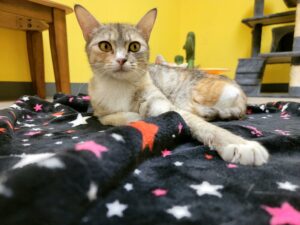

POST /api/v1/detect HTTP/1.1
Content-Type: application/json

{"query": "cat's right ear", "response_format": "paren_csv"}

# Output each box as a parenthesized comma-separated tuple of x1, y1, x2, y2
(74, 4, 101, 42)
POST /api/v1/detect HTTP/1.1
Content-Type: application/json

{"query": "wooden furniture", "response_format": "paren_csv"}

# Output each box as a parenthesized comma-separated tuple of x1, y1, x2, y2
(235, 0, 300, 96)
(0, 0, 72, 98)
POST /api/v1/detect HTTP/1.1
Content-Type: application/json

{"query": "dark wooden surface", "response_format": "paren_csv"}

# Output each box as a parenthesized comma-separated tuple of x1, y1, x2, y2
(259, 51, 300, 63)
(242, 10, 296, 28)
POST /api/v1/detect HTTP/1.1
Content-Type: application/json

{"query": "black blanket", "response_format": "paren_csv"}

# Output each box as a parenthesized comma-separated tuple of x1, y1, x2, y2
(0, 94, 300, 225)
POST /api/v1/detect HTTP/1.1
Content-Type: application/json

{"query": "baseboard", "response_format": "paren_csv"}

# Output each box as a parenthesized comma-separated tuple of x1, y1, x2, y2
(0, 81, 290, 100)
(0, 82, 88, 100)
(260, 83, 289, 93)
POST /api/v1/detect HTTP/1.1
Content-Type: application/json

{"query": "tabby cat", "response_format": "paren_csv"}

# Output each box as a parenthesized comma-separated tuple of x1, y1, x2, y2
(74, 5, 269, 166)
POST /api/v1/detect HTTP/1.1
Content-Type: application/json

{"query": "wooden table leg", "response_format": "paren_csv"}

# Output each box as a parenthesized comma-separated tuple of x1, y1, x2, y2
(49, 8, 71, 94)
(26, 30, 46, 98)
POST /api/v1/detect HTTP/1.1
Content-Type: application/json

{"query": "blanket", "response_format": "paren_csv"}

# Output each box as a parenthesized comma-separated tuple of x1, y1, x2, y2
(0, 94, 299, 225)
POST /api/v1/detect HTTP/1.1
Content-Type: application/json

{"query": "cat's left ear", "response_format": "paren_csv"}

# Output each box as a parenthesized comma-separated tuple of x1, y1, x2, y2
(136, 8, 157, 42)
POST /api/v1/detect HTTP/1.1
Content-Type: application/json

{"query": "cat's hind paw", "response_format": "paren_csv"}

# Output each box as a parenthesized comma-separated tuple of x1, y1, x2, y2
(218, 141, 269, 166)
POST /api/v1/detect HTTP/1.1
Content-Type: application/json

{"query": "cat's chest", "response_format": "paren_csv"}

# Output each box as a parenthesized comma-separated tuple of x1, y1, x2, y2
(89, 78, 136, 113)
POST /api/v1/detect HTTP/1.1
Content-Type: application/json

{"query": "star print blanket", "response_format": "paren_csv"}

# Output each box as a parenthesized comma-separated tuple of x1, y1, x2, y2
(0, 94, 300, 225)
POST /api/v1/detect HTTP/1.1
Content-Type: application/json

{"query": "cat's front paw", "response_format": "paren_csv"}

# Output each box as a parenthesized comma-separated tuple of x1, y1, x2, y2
(217, 141, 269, 166)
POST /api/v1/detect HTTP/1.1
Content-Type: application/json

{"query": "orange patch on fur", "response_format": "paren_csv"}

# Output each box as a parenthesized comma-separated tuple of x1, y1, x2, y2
(129, 121, 159, 151)
(193, 78, 227, 107)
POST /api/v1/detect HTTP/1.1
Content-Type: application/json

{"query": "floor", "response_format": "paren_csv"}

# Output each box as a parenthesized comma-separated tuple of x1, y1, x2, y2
(0, 97, 299, 109)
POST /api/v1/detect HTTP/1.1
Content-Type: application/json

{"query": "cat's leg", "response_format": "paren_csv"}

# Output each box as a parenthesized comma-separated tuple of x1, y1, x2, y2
(142, 85, 269, 166)
(178, 109, 269, 166)
(99, 112, 142, 126)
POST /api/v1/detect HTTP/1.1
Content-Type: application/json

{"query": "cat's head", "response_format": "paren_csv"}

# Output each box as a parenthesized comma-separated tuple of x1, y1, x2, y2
(74, 5, 157, 81)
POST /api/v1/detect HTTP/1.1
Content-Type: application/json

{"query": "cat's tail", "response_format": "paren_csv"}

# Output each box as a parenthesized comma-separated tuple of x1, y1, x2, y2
(176, 109, 269, 166)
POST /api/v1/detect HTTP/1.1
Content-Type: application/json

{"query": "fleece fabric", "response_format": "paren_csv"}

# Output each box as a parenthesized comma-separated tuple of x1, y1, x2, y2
(0, 94, 299, 225)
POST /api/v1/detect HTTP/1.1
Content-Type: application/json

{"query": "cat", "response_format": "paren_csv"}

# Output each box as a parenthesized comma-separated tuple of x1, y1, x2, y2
(74, 5, 269, 166)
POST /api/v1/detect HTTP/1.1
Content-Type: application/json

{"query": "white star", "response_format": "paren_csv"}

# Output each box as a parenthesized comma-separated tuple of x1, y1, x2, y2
(68, 114, 91, 127)
(72, 136, 79, 139)
(281, 103, 289, 112)
(22, 139, 29, 142)
(124, 183, 133, 191)
(172, 134, 176, 138)
(44, 133, 53, 137)
(21, 123, 36, 128)
(134, 169, 141, 175)
(277, 181, 299, 191)
(111, 133, 125, 142)
(55, 141, 62, 145)
(190, 181, 223, 198)
(37, 158, 65, 169)
(87, 182, 98, 201)
(31, 128, 42, 131)
(22, 143, 31, 147)
(22, 96, 29, 101)
(174, 161, 183, 167)
(0, 176, 13, 198)
(259, 105, 266, 111)
(10, 104, 21, 110)
(13, 153, 55, 169)
(166, 205, 191, 220)
(106, 200, 128, 218)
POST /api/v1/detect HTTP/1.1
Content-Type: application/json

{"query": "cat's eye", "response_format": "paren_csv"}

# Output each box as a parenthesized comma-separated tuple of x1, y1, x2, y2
(129, 42, 141, 52)
(98, 41, 112, 52)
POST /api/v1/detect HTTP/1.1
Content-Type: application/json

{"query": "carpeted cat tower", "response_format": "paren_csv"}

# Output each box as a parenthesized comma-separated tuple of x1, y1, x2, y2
(235, 0, 300, 97)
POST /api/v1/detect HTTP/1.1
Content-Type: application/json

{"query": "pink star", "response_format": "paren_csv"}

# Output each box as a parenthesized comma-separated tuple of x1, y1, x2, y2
(227, 163, 238, 168)
(82, 96, 91, 101)
(75, 140, 108, 158)
(69, 97, 74, 103)
(178, 123, 183, 134)
(65, 130, 76, 134)
(262, 202, 300, 225)
(34, 104, 43, 112)
(274, 129, 290, 136)
(161, 149, 172, 157)
(24, 131, 41, 136)
(152, 188, 168, 197)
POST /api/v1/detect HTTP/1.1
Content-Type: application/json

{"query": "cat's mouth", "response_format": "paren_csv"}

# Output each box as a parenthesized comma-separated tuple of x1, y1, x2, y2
(113, 66, 130, 73)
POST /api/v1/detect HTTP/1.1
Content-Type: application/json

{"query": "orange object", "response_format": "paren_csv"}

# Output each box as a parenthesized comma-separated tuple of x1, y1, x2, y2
(201, 68, 230, 75)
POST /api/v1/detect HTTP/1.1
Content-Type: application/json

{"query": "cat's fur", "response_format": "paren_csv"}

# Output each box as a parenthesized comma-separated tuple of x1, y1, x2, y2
(74, 5, 269, 166)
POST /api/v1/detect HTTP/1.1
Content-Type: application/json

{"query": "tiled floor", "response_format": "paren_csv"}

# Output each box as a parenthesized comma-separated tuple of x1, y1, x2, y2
(0, 97, 299, 109)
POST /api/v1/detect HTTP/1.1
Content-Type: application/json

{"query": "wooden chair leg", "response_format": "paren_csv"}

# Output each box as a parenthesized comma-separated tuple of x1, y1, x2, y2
(49, 8, 71, 94)
(26, 30, 46, 99)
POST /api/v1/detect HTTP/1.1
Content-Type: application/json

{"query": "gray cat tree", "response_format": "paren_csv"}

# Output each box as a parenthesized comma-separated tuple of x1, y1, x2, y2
(235, 0, 300, 97)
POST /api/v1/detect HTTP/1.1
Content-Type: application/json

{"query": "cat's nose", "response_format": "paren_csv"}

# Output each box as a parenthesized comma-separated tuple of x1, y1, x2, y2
(116, 58, 127, 66)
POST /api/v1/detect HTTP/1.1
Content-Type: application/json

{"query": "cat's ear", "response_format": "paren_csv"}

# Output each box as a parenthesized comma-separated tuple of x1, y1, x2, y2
(74, 4, 101, 41)
(136, 8, 157, 42)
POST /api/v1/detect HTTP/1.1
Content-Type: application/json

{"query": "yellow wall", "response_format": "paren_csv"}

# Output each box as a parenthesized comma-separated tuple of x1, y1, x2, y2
(178, 0, 291, 83)
(0, 0, 294, 84)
